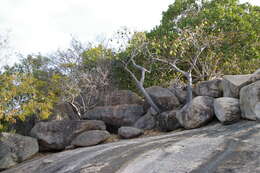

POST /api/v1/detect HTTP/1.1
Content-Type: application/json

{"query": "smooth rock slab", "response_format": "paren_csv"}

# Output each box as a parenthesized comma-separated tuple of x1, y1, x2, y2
(240, 80, 260, 120)
(71, 130, 110, 147)
(176, 96, 215, 129)
(30, 120, 106, 151)
(0, 133, 39, 170)
(214, 97, 241, 124)
(118, 126, 143, 139)
(2, 121, 260, 173)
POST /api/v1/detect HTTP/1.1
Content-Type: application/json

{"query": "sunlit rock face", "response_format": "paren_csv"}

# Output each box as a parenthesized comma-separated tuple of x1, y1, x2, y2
(2, 121, 260, 173)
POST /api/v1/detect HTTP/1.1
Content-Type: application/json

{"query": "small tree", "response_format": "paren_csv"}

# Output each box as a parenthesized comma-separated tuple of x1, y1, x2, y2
(152, 21, 223, 106)
(51, 39, 114, 118)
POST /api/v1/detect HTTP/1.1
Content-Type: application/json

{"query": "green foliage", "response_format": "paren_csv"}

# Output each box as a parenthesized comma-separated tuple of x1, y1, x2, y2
(0, 55, 62, 132)
(148, 0, 260, 76)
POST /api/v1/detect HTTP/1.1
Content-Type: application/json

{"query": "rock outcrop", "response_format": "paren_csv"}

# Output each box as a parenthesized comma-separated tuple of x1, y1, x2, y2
(30, 120, 106, 151)
(71, 130, 110, 147)
(0, 133, 39, 170)
(118, 126, 144, 139)
(83, 104, 144, 127)
(134, 112, 156, 130)
(158, 110, 181, 131)
(214, 97, 241, 124)
(240, 80, 260, 120)
(195, 79, 223, 98)
(176, 96, 214, 129)
(3, 121, 260, 173)
(146, 86, 180, 111)
(222, 74, 252, 98)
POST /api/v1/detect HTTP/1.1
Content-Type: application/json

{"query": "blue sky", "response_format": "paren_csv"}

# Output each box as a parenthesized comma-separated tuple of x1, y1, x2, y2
(0, 0, 259, 64)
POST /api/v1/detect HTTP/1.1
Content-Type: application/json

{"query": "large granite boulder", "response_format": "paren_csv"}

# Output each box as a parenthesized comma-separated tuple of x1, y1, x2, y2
(250, 68, 260, 82)
(30, 120, 106, 151)
(222, 74, 252, 98)
(158, 110, 181, 132)
(51, 102, 79, 120)
(168, 86, 187, 104)
(195, 79, 223, 98)
(83, 104, 144, 127)
(118, 127, 143, 139)
(71, 130, 110, 147)
(240, 80, 260, 120)
(97, 90, 144, 106)
(214, 97, 241, 124)
(0, 133, 38, 170)
(146, 86, 181, 111)
(134, 112, 156, 130)
(176, 96, 214, 129)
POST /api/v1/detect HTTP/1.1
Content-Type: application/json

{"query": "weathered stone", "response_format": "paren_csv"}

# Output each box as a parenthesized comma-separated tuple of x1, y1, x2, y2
(71, 130, 110, 147)
(222, 74, 252, 98)
(158, 110, 181, 131)
(176, 96, 214, 129)
(3, 121, 260, 173)
(52, 102, 79, 120)
(240, 80, 260, 120)
(97, 90, 144, 106)
(118, 126, 143, 139)
(30, 120, 106, 151)
(0, 133, 38, 170)
(168, 86, 187, 104)
(146, 86, 181, 111)
(250, 68, 260, 83)
(83, 104, 144, 127)
(214, 97, 241, 124)
(195, 79, 223, 98)
(134, 112, 156, 130)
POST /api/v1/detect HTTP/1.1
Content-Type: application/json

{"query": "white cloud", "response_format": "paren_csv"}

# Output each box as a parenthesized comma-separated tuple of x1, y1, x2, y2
(0, 0, 259, 58)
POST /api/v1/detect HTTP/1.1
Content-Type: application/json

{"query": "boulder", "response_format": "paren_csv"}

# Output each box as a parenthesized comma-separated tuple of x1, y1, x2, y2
(83, 104, 144, 127)
(158, 110, 181, 131)
(118, 127, 144, 139)
(0, 133, 38, 170)
(52, 102, 79, 120)
(146, 86, 181, 111)
(71, 130, 110, 147)
(176, 96, 214, 129)
(250, 68, 260, 83)
(30, 120, 106, 151)
(240, 80, 260, 120)
(134, 112, 156, 130)
(168, 86, 187, 104)
(214, 97, 241, 124)
(222, 74, 252, 98)
(195, 79, 223, 98)
(98, 90, 144, 106)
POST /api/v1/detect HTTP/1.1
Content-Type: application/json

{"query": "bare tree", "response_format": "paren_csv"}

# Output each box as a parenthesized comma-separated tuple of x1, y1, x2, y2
(51, 38, 113, 119)
(151, 22, 222, 107)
